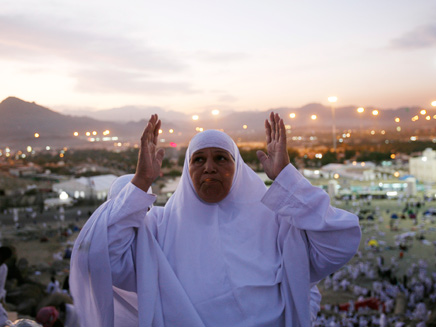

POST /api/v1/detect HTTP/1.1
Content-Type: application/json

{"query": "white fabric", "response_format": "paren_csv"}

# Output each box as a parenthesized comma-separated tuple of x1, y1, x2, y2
(0, 263, 8, 301)
(64, 303, 81, 327)
(71, 129, 361, 327)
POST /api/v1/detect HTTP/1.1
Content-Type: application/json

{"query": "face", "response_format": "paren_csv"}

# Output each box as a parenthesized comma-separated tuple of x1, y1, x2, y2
(189, 147, 235, 203)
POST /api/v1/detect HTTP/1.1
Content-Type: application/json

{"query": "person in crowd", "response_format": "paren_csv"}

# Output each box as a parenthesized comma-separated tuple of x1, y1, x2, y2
(46, 276, 60, 295)
(71, 113, 361, 327)
(0, 247, 12, 303)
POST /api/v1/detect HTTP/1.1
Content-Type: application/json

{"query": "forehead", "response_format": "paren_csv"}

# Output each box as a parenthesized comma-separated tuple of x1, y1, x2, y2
(190, 147, 232, 157)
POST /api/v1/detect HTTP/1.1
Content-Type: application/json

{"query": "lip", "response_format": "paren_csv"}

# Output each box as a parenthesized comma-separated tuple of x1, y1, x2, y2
(202, 178, 220, 183)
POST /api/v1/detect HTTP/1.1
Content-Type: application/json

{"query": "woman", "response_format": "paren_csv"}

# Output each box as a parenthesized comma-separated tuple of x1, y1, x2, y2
(70, 112, 361, 327)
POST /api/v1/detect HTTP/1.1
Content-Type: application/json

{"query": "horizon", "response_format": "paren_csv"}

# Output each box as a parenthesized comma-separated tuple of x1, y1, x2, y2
(1, 1, 436, 114)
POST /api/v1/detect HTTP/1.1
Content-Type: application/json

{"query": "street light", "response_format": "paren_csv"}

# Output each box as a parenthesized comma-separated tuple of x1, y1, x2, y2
(431, 101, 436, 107)
(357, 107, 364, 136)
(328, 96, 337, 152)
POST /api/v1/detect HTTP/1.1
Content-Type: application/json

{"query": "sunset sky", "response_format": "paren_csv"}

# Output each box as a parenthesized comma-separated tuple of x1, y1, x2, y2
(1, 1, 436, 114)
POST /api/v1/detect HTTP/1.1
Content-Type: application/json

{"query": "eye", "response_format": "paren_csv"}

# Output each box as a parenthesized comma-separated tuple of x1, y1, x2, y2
(192, 156, 204, 164)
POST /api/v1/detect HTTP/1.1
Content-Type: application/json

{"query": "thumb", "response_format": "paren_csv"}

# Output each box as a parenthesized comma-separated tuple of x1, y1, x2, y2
(256, 150, 268, 165)
(156, 148, 165, 164)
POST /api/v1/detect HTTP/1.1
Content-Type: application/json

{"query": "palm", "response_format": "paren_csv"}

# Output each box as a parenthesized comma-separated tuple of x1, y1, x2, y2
(132, 114, 165, 192)
(256, 112, 290, 180)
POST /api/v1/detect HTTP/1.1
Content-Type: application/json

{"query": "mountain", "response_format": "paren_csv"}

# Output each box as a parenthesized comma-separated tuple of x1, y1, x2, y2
(0, 97, 128, 146)
(62, 105, 188, 123)
(0, 97, 433, 149)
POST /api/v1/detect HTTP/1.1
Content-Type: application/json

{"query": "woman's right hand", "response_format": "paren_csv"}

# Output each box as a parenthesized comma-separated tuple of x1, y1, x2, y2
(131, 114, 165, 192)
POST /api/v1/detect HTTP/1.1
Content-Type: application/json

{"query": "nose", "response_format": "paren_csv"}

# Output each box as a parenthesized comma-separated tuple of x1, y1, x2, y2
(204, 158, 216, 173)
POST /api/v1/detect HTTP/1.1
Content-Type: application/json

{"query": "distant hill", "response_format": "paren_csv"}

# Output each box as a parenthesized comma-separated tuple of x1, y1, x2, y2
(0, 97, 433, 149)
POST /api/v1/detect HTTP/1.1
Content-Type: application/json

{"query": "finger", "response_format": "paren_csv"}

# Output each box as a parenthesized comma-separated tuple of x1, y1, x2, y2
(153, 118, 161, 145)
(156, 148, 165, 164)
(279, 118, 286, 143)
(256, 150, 268, 165)
(274, 113, 280, 141)
(264, 119, 271, 144)
(270, 112, 276, 140)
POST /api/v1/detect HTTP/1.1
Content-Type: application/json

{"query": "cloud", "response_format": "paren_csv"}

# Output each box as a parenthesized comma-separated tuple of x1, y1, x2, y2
(217, 94, 238, 103)
(0, 15, 186, 72)
(73, 69, 197, 95)
(194, 50, 249, 63)
(391, 24, 436, 49)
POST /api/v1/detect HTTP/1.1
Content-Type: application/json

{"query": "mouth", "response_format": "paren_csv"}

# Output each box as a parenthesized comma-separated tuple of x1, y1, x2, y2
(203, 178, 220, 183)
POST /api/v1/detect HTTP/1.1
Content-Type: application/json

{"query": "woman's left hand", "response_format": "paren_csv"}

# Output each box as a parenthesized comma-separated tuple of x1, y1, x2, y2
(256, 112, 290, 180)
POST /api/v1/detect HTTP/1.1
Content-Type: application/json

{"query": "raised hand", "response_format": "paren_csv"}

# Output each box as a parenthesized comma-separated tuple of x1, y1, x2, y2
(131, 114, 165, 192)
(256, 112, 290, 180)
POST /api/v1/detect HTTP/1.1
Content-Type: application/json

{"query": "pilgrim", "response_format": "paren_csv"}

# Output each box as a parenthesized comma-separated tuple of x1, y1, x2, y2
(70, 112, 361, 327)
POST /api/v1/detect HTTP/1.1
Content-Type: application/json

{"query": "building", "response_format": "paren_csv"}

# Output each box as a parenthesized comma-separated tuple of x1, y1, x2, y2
(52, 174, 118, 200)
(409, 148, 436, 183)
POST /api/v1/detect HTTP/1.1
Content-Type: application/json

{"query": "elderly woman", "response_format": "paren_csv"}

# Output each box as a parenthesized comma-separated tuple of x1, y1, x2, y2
(70, 113, 361, 327)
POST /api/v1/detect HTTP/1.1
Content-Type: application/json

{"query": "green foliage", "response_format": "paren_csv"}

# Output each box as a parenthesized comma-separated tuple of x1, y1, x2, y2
(356, 151, 391, 164)
(321, 151, 338, 165)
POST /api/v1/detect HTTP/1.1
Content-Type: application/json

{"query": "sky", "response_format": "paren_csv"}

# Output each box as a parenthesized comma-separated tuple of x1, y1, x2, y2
(1, 0, 436, 114)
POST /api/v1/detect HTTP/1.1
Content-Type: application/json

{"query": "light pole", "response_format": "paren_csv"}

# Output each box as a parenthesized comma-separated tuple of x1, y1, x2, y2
(357, 107, 364, 136)
(328, 96, 338, 152)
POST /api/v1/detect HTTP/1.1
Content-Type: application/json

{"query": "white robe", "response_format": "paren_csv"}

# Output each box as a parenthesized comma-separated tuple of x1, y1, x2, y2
(71, 130, 361, 327)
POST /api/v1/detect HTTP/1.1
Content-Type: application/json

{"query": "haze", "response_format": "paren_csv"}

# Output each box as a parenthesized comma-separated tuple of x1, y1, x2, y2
(1, 1, 436, 115)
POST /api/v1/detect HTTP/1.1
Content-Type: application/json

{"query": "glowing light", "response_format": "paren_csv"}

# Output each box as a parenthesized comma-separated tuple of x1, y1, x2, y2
(410, 136, 417, 141)
(357, 107, 364, 113)
(395, 117, 400, 123)
(371, 130, 375, 135)
(46, 146, 51, 150)
(411, 115, 419, 121)
(289, 113, 296, 119)
(333, 173, 339, 179)
(361, 162, 366, 167)
(352, 161, 357, 166)
(426, 116, 431, 120)
(158, 129, 163, 134)
(73, 132, 79, 136)
(60, 153, 64, 158)
(169, 129, 174, 134)
(387, 191, 398, 197)
(103, 130, 110, 136)
(381, 130, 386, 135)
(86, 132, 91, 136)
(59, 191, 69, 200)
(311, 114, 317, 120)
(195, 127, 204, 132)
(328, 96, 338, 103)
(432, 101, 436, 107)
(211, 110, 220, 116)
(420, 109, 427, 115)
(390, 154, 396, 159)
(170, 142, 177, 147)
(192, 115, 199, 121)
(397, 126, 401, 132)
(242, 125, 248, 129)
(315, 153, 323, 159)
(92, 131, 97, 136)
(34, 133, 40, 138)
(5, 147, 10, 153)
(394, 172, 400, 178)
(434, 115, 436, 119)
(27, 146, 32, 152)
(372, 110, 379, 116)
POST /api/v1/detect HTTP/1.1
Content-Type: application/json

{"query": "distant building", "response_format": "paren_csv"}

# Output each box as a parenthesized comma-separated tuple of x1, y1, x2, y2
(52, 174, 118, 200)
(409, 148, 436, 182)
(320, 162, 378, 181)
